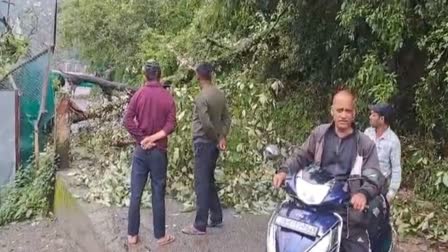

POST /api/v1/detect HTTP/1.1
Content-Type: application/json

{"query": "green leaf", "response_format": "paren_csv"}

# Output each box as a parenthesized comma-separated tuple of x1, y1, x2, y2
(26, 209, 33, 218)
(442, 173, 448, 188)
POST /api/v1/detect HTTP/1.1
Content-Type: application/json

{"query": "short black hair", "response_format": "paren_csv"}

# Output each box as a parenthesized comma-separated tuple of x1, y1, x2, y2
(383, 115, 392, 125)
(143, 61, 161, 81)
(196, 62, 214, 80)
(369, 103, 393, 125)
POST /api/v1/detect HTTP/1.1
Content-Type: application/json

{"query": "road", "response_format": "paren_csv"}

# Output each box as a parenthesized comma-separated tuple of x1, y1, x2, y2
(0, 219, 83, 252)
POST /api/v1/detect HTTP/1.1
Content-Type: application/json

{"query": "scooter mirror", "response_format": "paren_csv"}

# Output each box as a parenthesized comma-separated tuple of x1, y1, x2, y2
(263, 144, 281, 161)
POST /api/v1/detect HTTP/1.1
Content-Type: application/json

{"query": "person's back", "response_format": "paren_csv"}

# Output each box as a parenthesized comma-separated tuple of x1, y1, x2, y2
(128, 83, 175, 150)
(192, 85, 228, 143)
(123, 61, 176, 247)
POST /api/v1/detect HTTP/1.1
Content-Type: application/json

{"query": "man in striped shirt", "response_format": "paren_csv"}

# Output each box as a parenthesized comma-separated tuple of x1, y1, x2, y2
(364, 103, 401, 203)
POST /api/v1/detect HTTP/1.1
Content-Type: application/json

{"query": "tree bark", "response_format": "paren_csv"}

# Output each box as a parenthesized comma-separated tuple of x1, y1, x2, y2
(55, 94, 71, 170)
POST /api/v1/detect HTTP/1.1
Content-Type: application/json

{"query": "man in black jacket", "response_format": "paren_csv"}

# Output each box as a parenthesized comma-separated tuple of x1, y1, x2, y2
(273, 89, 384, 252)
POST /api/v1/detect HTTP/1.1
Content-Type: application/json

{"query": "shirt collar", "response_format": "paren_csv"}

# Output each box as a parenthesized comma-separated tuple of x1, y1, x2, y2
(328, 122, 357, 139)
(376, 126, 391, 140)
(145, 80, 162, 87)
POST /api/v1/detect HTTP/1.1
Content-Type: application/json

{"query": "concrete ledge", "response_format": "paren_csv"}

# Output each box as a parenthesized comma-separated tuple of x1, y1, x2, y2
(54, 173, 106, 252)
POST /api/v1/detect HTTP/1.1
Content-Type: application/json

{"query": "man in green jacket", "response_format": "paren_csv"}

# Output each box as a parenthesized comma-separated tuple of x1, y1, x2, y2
(273, 89, 385, 252)
(182, 62, 231, 235)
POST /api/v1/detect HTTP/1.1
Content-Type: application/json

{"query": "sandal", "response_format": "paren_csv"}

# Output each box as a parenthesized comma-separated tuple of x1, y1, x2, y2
(208, 220, 223, 228)
(181, 225, 206, 235)
(157, 234, 175, 246)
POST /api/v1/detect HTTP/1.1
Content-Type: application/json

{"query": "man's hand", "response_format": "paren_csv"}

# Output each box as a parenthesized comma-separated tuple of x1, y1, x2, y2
(273, 172, 287, 188)
(141, 136, 157, 150)
(218, 137, 227, 151)
(351, 193, 367, 211)
(140, 130, 168, 150)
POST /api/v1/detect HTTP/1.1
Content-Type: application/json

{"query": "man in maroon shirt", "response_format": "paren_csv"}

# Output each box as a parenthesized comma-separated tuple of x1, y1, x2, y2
(123, 61, 176, 246)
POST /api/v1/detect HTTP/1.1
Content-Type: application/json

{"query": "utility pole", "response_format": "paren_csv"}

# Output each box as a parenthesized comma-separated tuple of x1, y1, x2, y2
(1, 0, 15, 23)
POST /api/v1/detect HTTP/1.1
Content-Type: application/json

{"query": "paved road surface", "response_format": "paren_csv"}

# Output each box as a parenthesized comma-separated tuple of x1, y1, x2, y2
(0, 219, 83, 252)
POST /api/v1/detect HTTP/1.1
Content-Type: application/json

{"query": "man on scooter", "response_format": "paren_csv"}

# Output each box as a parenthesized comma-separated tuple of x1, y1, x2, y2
(273, 89, 385, 252)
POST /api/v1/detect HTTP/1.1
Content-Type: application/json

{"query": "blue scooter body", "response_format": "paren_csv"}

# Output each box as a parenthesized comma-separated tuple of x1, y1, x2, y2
(267, 168, 394, 252)
(267, 169, 350, 252)
(273, 202, 342, 252)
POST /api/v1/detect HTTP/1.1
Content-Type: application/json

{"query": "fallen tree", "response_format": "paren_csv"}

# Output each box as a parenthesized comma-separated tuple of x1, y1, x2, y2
(60, 71, 137, 92)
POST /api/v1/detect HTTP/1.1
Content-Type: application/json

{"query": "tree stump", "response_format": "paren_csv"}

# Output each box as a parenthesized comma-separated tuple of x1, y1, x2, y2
(55, 94, 71, 170)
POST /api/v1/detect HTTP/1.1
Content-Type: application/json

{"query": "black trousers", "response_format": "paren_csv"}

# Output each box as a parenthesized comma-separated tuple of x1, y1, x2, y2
(193, 142, 223, 232)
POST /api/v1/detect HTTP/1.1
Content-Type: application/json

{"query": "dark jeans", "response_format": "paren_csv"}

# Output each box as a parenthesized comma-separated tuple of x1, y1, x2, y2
(193, 142, 222, 232)
(128, 146, 167, 239)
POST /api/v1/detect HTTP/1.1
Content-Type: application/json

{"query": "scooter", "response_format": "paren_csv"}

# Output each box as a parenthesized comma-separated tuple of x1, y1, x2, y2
(264, 145, 394, 252)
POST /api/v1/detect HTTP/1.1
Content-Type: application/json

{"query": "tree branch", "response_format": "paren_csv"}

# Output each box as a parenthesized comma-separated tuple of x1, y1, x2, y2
(210, 6, 289, 67)
(206, 37, 232, 50)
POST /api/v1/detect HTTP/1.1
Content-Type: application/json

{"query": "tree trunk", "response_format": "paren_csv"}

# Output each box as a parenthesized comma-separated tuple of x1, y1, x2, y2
(55, 94, 71, 170)
(60, 71, 137, 92)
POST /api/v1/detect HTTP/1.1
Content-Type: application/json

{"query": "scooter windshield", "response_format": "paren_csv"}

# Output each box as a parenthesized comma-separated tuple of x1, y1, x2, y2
(295, 166, 334, 205)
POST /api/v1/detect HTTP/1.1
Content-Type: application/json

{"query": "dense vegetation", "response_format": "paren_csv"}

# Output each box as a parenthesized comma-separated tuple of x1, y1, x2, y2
(61, 0, 448, 242)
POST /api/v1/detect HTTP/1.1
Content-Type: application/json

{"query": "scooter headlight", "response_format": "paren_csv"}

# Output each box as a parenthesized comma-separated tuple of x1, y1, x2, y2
(295, 177, 331, 205)
(308, 219, 342, 252)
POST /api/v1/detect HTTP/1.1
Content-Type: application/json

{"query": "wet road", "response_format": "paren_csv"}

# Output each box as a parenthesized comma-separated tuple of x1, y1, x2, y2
(56, 170, 270, 252)
(124, 201, 270, 252)
(0, 219, 83, 252)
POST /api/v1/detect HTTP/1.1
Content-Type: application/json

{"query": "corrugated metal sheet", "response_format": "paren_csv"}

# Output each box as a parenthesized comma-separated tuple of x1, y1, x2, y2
(0, 90, 19, 186)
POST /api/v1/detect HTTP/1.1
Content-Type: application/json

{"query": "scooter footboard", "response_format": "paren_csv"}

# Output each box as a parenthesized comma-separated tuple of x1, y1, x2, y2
(267, 201, 343, 252)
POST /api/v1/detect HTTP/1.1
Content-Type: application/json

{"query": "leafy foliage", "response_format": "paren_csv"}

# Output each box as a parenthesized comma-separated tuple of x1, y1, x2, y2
(400, 136, 448, 207)
(0, 148, 56, 226)
(0, 32, 28, 78)
(393, 193, 448, 242)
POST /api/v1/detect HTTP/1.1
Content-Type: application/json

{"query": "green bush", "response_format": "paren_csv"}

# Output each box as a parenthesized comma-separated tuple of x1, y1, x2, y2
(400, 137, 448, 209)
(0, 148, 56, 226)
(0, 31, 28, 78)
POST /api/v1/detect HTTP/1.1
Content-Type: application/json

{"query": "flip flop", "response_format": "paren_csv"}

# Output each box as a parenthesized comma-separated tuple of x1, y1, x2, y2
(208, 221, 223, 228)
(157, 234, 175, 246)
(181, 225, 206, 235)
